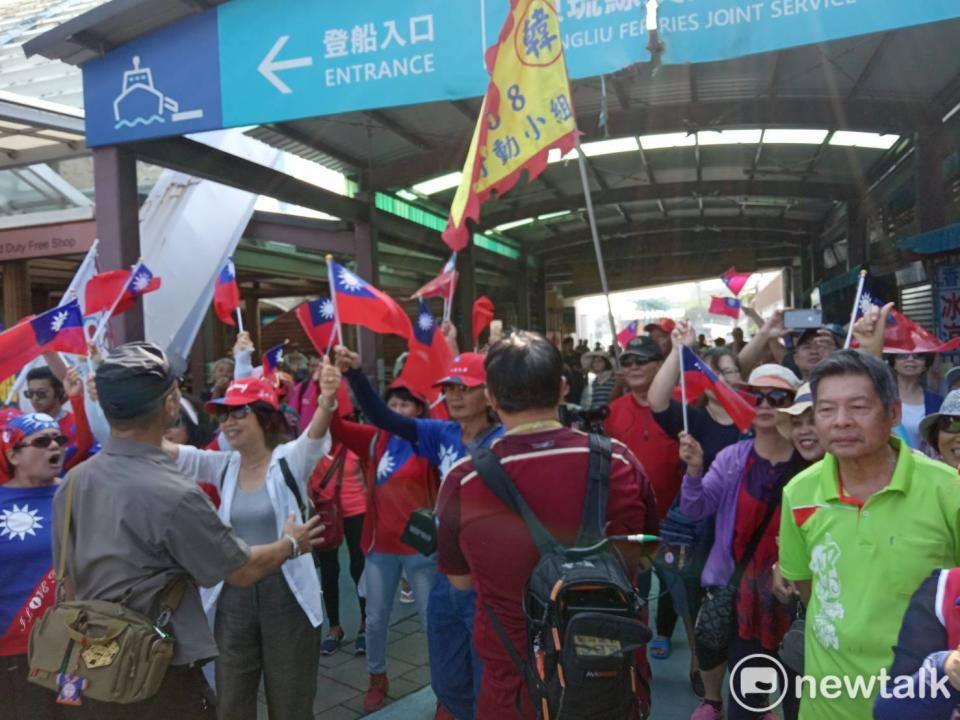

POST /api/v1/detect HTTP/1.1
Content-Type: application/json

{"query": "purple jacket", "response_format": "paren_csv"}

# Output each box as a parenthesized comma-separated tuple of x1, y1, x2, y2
(680, 439, 754, 587)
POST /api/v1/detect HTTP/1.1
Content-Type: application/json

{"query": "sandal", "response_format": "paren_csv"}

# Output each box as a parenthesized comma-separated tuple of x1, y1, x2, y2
(649, 637, 671, 660)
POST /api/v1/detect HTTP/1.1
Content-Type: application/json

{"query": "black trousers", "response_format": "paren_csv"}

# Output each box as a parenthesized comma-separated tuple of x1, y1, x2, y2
(315, 513, 366, 628)
(64, 665, 215, 720)
(1, 654, 64, 720)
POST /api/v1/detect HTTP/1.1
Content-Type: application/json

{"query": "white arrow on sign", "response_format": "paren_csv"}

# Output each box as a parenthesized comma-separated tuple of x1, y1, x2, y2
(258, 35, 313, 94)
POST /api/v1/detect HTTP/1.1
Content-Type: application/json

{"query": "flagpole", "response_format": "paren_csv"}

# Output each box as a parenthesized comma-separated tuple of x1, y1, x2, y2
(235, 308, 245, 334)
(678, 346, 689, 435)
(325, 255, 344, 354)
(443, 252, 458, 324)
(92, 258, 143, 346)
(574, 138, 619, 365)
(844, 269, 868, 349)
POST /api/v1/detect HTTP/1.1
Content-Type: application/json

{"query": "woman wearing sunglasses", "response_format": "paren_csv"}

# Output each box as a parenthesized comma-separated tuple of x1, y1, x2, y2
(0, 414, 69, 720)
(679, 364, 804, 720)
(162, 367, 332, 720)
(918, 390, 960, 468)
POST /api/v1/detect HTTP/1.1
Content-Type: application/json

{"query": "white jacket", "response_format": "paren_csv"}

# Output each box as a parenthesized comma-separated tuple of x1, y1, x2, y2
(177, 429, 330, 627)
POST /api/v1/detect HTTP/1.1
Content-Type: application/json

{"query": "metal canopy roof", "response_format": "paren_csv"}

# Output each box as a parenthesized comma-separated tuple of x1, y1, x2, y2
(24, 0, 960, 294)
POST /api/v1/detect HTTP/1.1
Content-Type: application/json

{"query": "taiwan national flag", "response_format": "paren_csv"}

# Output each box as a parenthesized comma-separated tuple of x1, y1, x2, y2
(295, 297, 338, 354)
(399, 299, 453, 404)
(709, 296, 742, 320)
(856, 288, 960, 353)
(214, 258, 241, 327)
(84, 263, 161, 318)
(0, 299, 87, 382)
(681, 346, 756, 432)
(262, 342, 287, 380)
(472, 296, 495, 348)
(409, 254, 458, 300)
(329, 261, 412, 338)
(617, 320, 640, 348)
(375, 435, 415, 486)
(721, 267, 752, 296)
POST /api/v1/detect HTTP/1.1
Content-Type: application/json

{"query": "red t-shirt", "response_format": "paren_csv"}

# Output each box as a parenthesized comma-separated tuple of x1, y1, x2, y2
(605, 393, 681, 519)
(328, 414, 437, 555)
(310, 448, 368, 518)
(437, 427, 658, 719)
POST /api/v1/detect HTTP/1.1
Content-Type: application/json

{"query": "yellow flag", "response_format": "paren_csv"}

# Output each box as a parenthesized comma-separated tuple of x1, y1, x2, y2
(442, 0, 578, 251)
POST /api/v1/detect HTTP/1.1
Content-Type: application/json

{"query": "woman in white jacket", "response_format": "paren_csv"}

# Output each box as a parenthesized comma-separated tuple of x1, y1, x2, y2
(164, 368, 331, 720)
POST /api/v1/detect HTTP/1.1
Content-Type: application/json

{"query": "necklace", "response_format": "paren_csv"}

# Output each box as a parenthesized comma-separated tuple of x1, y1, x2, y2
(240, 455, 270, 471)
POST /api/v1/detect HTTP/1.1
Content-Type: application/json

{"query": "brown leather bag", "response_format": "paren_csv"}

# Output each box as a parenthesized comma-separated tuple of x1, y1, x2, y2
(309, 446, 347, 553)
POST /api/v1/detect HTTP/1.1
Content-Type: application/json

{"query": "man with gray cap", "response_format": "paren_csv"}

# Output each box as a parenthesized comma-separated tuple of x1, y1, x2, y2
(52, 342, 326, 719)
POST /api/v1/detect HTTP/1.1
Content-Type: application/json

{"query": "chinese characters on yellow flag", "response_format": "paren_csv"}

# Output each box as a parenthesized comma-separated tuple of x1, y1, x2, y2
(442, 0, 578, 251)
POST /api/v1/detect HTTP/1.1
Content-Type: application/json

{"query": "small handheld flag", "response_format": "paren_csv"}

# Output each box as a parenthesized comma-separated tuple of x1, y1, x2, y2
(721, 267, 752, 297)
(681, 346, 756, 432)
(855, 285, 960, 353)
(328, 259, 412, 339)
(214, 258, 242, 328)
(262, 341, 287, 380)
(399, 299, 454, 404)
(617, 320, 640, 349)
(472, 296, 495, 349)
(0, 299, 88, 382)
(709, 296, 742, 320)
(295, 298, 339, 355)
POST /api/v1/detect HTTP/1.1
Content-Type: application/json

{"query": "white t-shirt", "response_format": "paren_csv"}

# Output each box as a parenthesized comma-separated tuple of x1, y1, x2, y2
(900, 402, 926, 449)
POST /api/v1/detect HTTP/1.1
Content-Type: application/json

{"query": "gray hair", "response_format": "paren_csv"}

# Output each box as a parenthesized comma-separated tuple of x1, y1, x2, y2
(810, 349, 899, 410)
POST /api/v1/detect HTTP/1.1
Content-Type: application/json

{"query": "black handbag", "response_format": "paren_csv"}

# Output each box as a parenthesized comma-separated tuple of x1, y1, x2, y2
(694, 493, 780, 654)
(778, 602, 805, 674)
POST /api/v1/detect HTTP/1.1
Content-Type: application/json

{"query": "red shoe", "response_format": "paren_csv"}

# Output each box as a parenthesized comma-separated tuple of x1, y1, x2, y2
(433, 703, 456, 720)
(364, 673, 389, 713)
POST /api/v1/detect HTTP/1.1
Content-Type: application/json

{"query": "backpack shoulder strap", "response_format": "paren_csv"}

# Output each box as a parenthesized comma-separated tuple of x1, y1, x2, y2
(57, 475, 76, 583)
(278, 457, 307, 522)
(576, 433, 612, 547)
(318, 446, 348, 491)
(469, 445, 558, 557)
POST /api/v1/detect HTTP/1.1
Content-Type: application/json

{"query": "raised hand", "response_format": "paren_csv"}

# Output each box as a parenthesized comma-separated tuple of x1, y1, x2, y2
(63, 367, 83, 398)
(678, 432, 704, 479)
(852, 302, 893, 358)
(317, 356, 341, 400)
(333, 346, 361, 373)
(232, 331, 254, 356)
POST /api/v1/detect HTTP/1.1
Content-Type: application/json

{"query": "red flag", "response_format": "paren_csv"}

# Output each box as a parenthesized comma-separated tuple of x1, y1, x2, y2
(295, 298, 338, 354)
(709, 296, 742, 320)
(721, 267, 752, 296)
(409, 254, 458, 300)
(84, 266, 161, 318)
(329, 260, 411, 338)
(0, 300, 88, 382)
(399, 299, 453, 404)
(617, 320, 640, 348)
(856, 288, 960, 353)
(472, 296, 495, 348)
(682, 347, 756, 432)
(214, 258, 241, 327)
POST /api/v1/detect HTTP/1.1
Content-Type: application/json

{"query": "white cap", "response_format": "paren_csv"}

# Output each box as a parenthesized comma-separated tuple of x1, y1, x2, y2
(746, 363, 801, 391)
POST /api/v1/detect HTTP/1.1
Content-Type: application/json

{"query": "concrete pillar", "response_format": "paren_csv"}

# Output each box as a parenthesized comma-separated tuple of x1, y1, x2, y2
(353, 222, 380, 380)
(2, 260, 30, 329)
(93, 146, 142, 343)
(245, 292, 261, 355)
(846, 200, 869, 269)
(916, 127, 947, 233)
(517, 254, 531, 329)
(456, 243, 476, 350)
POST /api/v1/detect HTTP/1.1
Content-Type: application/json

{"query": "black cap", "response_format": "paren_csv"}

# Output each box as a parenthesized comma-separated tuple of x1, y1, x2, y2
(795, 324, 843, 348)
(95, 342, 176, 420)
(621, 335, 663, 361)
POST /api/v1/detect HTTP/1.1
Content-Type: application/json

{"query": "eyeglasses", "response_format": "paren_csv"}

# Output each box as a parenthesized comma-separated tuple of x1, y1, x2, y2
(937, 416, 960, 434)
(23, 389, 49, 400)
(217, 405, 253, 423)
(746, 388, 796, 408)
(15, 434, 68, 450)
(895, 353, 929, 361)
(620, 357, 657, 368)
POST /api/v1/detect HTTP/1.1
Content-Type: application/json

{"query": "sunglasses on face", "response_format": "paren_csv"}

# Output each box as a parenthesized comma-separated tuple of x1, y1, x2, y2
(620, 356, 656, 368)
(896, 353, 929, 361)
(15, 434, 69, 450)
(24, 389, 50, 400)
(938, 416, 960, 434)
(746, 388, 796, 408)
(217, 405, 253, 423)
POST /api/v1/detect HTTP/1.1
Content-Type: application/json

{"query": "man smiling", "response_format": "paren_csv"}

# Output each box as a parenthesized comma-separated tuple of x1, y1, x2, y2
(778, 350, 960, 719)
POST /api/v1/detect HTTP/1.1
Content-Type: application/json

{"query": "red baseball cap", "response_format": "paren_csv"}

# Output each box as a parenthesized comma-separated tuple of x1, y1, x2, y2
(388, 377, 427, 405)
(644, 317, 676, 334)
(204, 378, 279, 413)
(433, 353, 486, 388)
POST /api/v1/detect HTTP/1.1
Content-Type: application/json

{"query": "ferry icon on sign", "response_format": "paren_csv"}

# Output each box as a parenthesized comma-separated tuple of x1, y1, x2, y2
(112, 56, 205, 129)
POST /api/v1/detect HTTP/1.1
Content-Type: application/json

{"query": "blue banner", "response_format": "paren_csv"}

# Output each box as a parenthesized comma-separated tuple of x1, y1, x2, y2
(80, 0, 960, 147)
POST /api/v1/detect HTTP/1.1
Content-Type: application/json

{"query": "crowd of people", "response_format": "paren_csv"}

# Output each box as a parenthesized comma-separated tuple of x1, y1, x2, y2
(3, 300, 960, 720)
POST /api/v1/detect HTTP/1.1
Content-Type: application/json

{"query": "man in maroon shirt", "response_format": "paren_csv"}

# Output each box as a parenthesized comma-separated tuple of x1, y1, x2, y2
(437, 331, 658, 719)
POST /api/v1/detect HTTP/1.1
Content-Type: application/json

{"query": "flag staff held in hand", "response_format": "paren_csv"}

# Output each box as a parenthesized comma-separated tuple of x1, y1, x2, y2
(325, 254, 344, 353)
(844, 269, 868, 349)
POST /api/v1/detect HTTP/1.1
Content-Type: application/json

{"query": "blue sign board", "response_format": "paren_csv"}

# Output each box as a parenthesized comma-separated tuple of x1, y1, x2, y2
(81, 0, 960, 147)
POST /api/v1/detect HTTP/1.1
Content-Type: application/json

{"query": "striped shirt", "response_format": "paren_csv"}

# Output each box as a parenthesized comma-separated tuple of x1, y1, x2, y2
(437, 426, 657, 718)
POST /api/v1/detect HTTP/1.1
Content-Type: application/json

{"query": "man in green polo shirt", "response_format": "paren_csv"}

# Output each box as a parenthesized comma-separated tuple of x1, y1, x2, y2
(779, 350, 960, 720)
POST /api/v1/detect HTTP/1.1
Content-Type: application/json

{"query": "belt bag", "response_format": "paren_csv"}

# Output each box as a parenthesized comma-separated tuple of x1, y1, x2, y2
(28, 476, 188, 704)
(401, 508, 438, 556)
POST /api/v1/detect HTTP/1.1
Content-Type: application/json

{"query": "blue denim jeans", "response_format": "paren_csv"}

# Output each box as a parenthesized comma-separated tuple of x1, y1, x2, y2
(363, 551, 436, 674)
(427, 575, 482, 719)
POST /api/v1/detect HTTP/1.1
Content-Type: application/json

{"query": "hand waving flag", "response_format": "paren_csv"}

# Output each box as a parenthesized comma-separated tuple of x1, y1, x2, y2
(328, 260, 411, 338)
